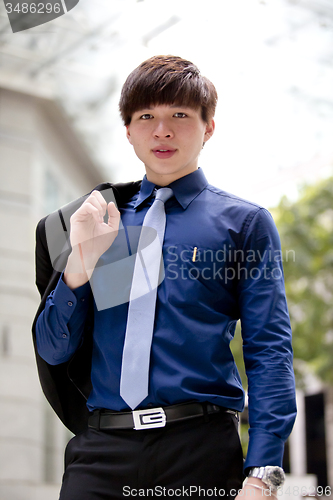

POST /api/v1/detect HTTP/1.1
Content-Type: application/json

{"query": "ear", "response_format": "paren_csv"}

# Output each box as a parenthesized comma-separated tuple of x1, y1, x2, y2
(126, 125, 133, 145)
(204, 119, 215, 143)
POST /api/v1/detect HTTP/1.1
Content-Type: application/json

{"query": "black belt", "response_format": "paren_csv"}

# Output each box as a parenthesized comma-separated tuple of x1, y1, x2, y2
(88, 402, 238, 431)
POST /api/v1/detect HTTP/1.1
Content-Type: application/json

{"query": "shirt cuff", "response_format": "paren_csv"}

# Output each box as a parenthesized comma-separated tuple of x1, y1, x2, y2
(52, 273, 91, 320)
(244, 427, 285, 473)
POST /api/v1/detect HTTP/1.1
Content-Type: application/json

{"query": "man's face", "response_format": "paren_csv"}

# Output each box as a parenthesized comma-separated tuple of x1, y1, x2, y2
(126, 104, 215, 186)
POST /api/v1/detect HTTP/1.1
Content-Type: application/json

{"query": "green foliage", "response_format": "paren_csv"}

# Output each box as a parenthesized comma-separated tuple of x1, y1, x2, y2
(230, 322, 247, 389)
(230, 323, 249, 456)
(272, 176, 333, 385)
(231, 177, 333, 453)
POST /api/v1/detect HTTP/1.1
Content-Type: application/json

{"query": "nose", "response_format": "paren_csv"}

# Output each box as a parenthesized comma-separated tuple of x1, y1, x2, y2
(153, 120, 173, 138)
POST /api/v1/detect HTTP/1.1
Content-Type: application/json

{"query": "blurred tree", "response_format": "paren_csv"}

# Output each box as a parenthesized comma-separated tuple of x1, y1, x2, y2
(272, 176, 333, 386)
(230, 175, 333, 463)
(273, 175, 333, 485)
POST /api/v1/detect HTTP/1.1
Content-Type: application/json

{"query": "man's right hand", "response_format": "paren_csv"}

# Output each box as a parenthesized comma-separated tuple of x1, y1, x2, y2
(64, 190, 120, 289)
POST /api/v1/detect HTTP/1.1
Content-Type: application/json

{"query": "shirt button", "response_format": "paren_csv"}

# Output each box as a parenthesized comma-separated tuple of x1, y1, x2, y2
(62, 333, 67, 338)
(67, 301, 73, 307)
(81, 298, 85, 302)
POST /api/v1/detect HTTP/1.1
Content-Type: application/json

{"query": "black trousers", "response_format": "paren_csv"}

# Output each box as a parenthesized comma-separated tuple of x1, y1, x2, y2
(59, 411, 243, 500)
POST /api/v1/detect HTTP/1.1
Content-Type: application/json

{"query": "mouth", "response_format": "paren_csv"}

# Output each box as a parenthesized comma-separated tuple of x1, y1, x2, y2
(152, 148, 177, 159)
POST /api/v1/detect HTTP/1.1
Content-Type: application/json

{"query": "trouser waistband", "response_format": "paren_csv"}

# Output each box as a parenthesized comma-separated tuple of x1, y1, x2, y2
(88, 402, 238, 431)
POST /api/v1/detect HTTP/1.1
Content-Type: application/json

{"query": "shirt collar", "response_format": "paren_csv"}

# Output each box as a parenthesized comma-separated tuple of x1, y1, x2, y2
(134, 168, 208, 210)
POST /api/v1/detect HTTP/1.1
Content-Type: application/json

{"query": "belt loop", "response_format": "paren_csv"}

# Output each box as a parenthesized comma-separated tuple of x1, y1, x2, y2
(202, 402, 209, 423)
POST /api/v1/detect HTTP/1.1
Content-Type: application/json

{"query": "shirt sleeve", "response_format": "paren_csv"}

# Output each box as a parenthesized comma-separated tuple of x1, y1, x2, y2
(35, 274, 91, 365)
(237, 207, 297, 471)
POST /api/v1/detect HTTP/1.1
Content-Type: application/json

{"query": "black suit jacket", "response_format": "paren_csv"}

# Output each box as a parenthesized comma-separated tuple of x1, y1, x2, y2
(32, 180, 141, 434)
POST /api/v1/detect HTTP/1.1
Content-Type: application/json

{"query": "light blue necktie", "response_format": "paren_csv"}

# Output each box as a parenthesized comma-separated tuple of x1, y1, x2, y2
(120, 187, 173, 409)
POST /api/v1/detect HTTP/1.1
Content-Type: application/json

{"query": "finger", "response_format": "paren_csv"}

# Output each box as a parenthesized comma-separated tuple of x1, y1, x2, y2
(107, 202, 120, 230)
(74, 202, 102, 224)
(83, 193, 106, 219)
(90, 191, 107, 213)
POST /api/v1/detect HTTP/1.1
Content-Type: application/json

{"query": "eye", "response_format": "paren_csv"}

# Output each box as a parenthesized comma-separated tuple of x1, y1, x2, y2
(174, 112, 187, 118)
(140, 113, 153, 120)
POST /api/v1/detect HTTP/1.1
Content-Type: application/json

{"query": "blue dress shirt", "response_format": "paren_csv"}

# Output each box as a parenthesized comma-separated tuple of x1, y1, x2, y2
(36, 168, 296, 471)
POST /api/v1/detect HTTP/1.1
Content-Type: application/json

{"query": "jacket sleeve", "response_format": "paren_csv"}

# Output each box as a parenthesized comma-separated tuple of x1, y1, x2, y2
(32, 180, 141, 434)
(35, 216, 56, 298)
(33, 215, 93, 435)
(237, 208, 297, 471)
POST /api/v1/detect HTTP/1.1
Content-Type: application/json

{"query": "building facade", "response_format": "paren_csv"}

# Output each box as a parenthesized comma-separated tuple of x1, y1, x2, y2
(0, 86, 105, 500)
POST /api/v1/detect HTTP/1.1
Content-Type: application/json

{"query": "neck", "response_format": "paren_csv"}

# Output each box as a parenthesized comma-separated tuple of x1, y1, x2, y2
(145, 166, 199, 187)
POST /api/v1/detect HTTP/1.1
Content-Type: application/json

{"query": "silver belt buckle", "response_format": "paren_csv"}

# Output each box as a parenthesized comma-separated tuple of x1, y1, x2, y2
(132, 407, 166, 430)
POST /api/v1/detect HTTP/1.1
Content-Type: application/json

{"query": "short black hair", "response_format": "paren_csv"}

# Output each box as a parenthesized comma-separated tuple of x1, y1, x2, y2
(119, 55, 218, 126)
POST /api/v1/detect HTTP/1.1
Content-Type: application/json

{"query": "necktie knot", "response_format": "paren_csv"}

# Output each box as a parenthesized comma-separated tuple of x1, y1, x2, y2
(154, 187, 173, 204)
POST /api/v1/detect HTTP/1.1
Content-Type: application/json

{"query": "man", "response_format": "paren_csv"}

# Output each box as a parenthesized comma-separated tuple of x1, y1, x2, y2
(33, 55, 296, 499)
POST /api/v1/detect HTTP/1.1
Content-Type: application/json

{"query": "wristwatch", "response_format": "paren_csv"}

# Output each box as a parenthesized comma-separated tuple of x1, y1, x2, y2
(247, 466, 285, 491)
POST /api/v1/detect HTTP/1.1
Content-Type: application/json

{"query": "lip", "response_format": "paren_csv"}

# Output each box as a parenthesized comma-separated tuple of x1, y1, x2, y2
(152, 147, 177, 159)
